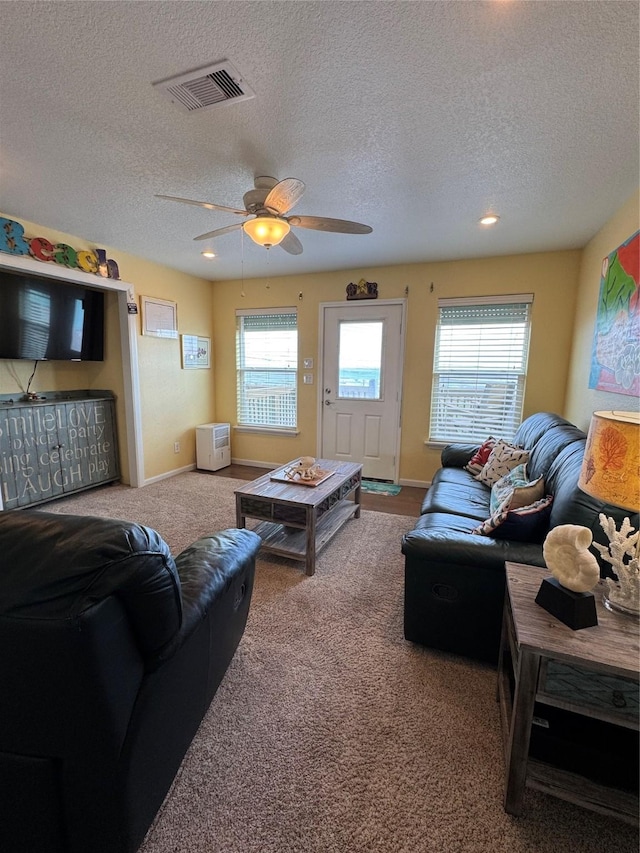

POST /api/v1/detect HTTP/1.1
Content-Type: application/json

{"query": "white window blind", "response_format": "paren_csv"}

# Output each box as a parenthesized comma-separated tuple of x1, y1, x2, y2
(429, 295, 533, 443)
(236, 308, 298, 428)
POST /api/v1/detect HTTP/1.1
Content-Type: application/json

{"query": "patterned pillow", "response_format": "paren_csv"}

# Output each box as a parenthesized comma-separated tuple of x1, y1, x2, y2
(464, 437, 496, 475)
(475, 439, 530, 487)
(473, 495, 554, 542)
(489, 464, 545, 515)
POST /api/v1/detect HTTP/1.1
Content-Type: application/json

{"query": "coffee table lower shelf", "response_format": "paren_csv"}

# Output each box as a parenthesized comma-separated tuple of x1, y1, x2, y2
(251, 499, 357, 564)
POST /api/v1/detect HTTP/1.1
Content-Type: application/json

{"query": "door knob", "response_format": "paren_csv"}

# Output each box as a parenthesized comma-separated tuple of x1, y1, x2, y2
(325, 400, 332, 406)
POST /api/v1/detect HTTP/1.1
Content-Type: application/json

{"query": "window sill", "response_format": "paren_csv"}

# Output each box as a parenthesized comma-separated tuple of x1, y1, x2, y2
(424, 440, 448, 449)
(234, 425, 300, 437)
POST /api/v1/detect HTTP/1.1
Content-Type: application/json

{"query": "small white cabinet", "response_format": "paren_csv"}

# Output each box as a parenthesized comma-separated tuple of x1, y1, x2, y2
(196, 422, 231, 471)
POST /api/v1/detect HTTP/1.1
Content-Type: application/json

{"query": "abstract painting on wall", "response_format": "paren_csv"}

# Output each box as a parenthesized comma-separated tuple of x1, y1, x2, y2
(589, 230, 639, 397)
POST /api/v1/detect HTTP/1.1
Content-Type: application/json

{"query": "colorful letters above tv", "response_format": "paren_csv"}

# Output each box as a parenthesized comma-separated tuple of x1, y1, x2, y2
(0, 216, 120, 280)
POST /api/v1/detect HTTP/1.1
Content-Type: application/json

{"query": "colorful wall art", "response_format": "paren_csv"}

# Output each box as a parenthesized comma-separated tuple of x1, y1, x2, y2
(589, 230, 639, 397)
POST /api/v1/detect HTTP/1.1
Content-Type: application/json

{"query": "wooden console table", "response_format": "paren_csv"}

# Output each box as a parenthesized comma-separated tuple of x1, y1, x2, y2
(234, 459, 361, 576)
(498, 562, 639, 824)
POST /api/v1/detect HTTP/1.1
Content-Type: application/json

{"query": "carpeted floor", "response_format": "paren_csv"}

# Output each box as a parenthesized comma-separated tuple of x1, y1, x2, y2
(45, 473, 638, 853)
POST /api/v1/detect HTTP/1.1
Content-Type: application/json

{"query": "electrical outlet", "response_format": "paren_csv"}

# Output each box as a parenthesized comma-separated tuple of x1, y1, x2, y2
(174, 441, 180, 453)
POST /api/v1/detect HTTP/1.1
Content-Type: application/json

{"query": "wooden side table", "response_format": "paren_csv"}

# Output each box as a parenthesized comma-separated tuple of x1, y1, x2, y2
(498, 562, 639, 824)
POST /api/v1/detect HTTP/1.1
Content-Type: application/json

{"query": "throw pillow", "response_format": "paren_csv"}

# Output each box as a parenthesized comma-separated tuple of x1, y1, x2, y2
(489, 464, 545, 515)
(464, 437, 496, 475)
(472, 495, 554, 542)
(475, 439, 530, 487)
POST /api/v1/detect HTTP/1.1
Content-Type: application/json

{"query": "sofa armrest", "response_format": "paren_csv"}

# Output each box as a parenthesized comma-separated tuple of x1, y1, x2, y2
(153, 528, 261, 665)
(401, 526, 546, 571)
(441, 443, 479, 468)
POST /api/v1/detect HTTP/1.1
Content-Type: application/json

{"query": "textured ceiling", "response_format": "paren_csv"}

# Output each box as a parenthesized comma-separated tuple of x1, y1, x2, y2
(0, 1, 638, 282)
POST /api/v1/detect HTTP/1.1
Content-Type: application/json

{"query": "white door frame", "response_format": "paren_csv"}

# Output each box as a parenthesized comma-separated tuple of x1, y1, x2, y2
(317, 298, 406, 483)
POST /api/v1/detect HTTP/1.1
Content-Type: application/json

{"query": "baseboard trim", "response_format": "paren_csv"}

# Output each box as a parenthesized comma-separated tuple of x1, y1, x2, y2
(399, 478, 431, 489)
(143, 463, 196, 486)
(230, 458, 276, 470)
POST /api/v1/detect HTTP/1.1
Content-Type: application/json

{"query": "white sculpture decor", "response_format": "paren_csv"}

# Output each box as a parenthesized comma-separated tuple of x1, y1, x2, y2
(542, 525, 600, 593)
(284, 456, 321, 481)
(591, 514, 640, 618)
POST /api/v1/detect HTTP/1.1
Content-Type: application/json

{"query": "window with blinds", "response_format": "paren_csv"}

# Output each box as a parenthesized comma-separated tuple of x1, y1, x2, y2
(429, 295, 533, 443)
(236, 308, 298, 429)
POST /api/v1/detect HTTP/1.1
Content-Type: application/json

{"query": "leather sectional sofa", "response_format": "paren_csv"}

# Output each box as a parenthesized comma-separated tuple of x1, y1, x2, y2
(0, 510, 261, 853)
(402, 412, 639, 663)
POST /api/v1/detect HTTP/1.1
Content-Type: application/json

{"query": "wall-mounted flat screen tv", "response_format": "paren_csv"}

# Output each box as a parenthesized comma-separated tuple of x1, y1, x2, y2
(0, 268, 105, 361)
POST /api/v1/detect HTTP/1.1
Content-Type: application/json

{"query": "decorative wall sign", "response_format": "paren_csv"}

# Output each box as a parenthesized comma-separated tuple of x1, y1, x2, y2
(346, 279, 378, 300)
(0, 216, 120, 279)
(181, 335, 211, 369)
(141, 296, 178, 339)
(589, 230, 639, 397)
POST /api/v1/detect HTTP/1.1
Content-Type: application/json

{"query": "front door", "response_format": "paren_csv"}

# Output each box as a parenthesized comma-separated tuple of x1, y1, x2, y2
(319, 300, 405, 481)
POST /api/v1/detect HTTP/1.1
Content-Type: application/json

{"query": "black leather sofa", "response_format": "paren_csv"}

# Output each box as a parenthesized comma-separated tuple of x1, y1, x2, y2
(402, 412, 639, 663)
(0, 510, 261, 853)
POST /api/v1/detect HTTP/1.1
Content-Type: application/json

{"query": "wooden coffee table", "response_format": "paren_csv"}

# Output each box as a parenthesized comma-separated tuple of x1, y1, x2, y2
(234, 459, 362, 575)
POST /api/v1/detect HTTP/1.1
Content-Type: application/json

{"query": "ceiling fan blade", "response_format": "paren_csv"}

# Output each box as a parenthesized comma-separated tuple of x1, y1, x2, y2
(288, 215, 372, 234)
(193, 222, 243, 241)
(156, 194, 248, 216)
(264, 178, 305, 215)
(279, 230, 303, 255)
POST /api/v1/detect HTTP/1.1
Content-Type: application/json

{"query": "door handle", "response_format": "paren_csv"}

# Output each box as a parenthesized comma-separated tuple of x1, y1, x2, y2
(324, 400, 332, 406)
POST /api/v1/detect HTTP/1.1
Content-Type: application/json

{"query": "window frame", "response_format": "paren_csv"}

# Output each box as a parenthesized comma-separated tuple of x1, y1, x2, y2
(235, 307, 298, 434)
(429, 294, 533, 444)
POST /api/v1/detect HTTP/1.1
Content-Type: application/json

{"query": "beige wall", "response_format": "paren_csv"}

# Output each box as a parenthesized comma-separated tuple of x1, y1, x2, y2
(564, 190, 640, 432)
(6, 191, 635, 489)
(0, 214, 216, 482)
(212, 249, 581, 484)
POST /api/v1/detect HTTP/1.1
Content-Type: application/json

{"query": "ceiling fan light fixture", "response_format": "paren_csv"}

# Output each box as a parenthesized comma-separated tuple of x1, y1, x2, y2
(243, 216, 290, 248)
(201, 250, 216, 258)
(479, 214, 500, 226)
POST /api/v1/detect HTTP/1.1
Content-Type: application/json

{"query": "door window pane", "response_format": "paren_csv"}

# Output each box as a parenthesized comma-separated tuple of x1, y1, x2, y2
(338, 321, 382, 400)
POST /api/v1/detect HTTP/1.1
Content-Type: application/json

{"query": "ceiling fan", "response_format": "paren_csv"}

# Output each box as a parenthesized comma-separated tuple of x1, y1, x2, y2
(156, 176, 372, 254)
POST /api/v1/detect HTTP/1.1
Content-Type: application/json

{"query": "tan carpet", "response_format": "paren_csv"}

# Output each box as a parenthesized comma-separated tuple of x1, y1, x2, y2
(45, 472, 638, 853)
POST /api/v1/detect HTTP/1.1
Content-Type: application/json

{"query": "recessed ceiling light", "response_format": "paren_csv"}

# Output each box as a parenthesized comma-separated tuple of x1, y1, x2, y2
(479, 214, 500, 226)
(201, 250, 216, 258)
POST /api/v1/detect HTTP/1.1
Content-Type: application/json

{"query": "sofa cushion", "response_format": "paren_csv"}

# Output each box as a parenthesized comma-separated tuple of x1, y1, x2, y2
(0, 511, 183, 658)
(421, 472, 491, 521)
(473, 495, 554, 542)
(526, 423, 587, 481)
(489, 464, 545, 514)
(475, 440, 530, 486)
(513, 411, 576, 450)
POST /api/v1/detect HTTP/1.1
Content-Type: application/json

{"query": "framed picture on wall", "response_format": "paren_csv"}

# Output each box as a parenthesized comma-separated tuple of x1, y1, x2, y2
(181, 334, 211, 369)
(141, 296, 178, 338)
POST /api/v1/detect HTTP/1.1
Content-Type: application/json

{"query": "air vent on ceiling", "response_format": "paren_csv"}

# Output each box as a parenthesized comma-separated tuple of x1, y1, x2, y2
(152, 61, 255, 113)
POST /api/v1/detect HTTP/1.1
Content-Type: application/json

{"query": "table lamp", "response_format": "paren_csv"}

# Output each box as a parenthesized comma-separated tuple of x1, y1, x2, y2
(578, 410, 640, 617)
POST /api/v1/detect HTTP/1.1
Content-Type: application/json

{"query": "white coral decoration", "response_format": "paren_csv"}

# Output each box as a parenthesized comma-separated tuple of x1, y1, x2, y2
(591, 514, 640, 616)
(542, 524, 600, 592)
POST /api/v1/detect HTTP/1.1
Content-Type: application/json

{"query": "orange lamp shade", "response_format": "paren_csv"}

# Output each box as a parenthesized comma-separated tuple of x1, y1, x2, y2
(578, 411, 640, 512)
(243, 217, 290, 248)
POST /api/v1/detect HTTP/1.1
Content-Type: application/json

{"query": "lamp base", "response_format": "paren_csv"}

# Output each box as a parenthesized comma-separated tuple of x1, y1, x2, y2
(603, 591, 640, 619)
(535, 577, 598, 630)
